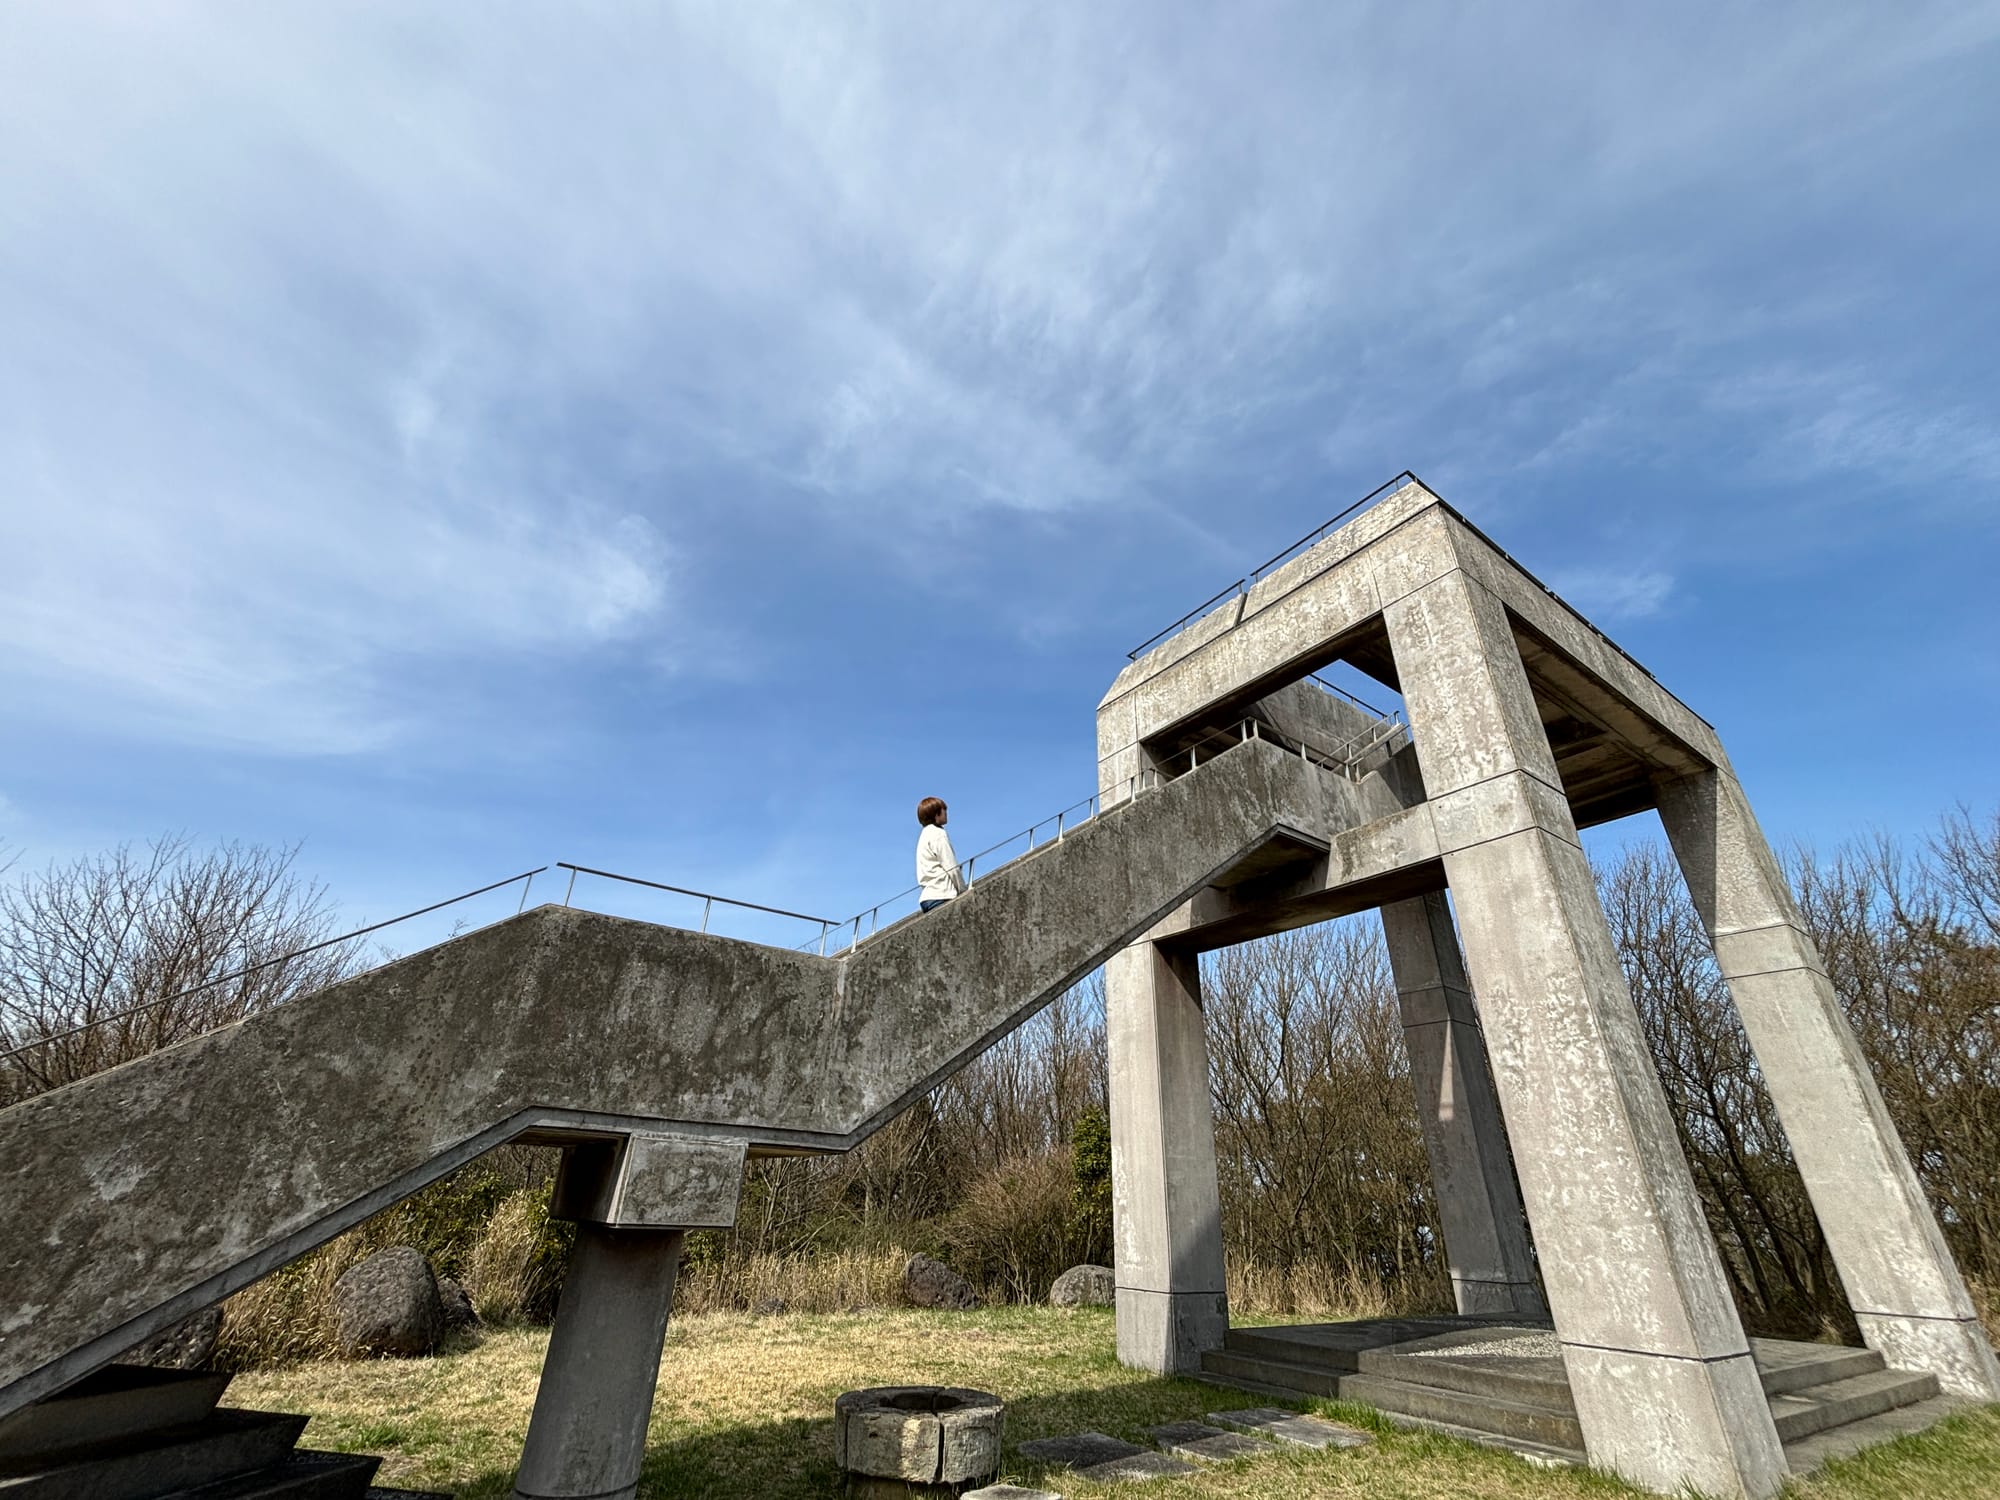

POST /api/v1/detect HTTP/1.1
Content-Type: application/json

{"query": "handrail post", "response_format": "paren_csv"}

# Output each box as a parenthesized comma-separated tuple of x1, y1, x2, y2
(516, 870, 536, 914)
(819, 921, 830, 956)
(563, 867, 578, 907)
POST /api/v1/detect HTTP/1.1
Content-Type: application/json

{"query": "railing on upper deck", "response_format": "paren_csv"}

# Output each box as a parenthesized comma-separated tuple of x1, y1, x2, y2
(1127, 470, 1425, 660)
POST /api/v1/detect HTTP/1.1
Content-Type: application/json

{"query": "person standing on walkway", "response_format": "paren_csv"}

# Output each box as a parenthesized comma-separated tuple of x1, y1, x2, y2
(916, 797, 967, 912)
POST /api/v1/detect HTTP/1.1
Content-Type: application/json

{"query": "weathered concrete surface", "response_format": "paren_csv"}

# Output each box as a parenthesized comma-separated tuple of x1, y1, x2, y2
(1659, 769, 2000, 1400)
(1379, 892, 1543, 1319)
(832, 1386, 1003, 1487)
(1106, 939, 1227, 1374)
(1386, 569, 1787, 1498)
(1094, 479, 1977, 1493)
(551, 1132, 747, 1228)
(1100, 482, 1717, 829)
(513, 1225, 682, 1500)
(0, 736, 1355, 1419)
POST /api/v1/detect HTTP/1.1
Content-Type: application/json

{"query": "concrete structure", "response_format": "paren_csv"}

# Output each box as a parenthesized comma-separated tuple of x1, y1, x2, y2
(0, 734, 1355, 1496)
(1379, 891, 1542, 1319)
(0, 476, 1985, 1499)
(1095, 478, 1998, 1497)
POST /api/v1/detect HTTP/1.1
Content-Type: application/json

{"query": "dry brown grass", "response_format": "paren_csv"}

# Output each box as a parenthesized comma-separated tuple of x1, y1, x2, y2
(1226, 1255, 1450, 1321)
(225, 1306, 2000, 1499)
(673, 1247, 911, 1316)
(216, 1183, 567, 1369)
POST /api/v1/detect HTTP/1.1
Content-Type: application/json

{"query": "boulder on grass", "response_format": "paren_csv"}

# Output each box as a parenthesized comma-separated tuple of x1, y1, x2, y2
(334, 1247, 444, 1357)
(125, 1306, 223, 1369)
(1049, 1264, 1115, 1308)
(903, 1253, 979, 1310)
(436, 1275, 479, 1333)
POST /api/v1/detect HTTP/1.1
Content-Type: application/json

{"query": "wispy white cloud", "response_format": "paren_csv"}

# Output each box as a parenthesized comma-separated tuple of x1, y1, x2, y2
(3, 1, 1996, 755)
(1546, 568, 1676, 623)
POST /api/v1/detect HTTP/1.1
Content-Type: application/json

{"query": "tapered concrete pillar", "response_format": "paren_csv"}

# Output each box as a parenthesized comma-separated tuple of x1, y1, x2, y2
(514, 1225, 685, 1500)
(1386, 570, 1787, 1499)
(1107, 937, 1228, 1373)
(1659, 768, 2000, 1397)
(1379, 892, 1544, 1319)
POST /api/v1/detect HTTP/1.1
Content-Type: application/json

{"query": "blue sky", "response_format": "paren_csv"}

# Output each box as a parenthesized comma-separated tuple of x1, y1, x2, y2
(3, 4, 1997, 954)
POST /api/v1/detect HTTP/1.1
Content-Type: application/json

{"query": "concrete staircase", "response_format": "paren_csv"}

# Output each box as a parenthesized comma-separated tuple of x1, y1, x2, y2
(0, 1364, 442, 1499)
(1198, 1318, 1963, 1473)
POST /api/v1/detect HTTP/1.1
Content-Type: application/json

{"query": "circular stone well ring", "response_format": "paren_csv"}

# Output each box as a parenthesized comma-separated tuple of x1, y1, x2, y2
(833, 1385, 1004, 1496)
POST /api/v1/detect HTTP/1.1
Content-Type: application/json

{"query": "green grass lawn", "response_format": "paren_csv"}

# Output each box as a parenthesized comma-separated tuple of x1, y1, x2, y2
(227, 1307, 2000, 1499)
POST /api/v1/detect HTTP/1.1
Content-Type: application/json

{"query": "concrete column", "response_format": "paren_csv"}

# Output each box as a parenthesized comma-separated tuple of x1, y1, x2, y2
(1659, 769, 2000, 1397)
(514, 1225, 685, 1500)
(1379, 892, 1545, 1319)
(1386, 570, 1787, 1500)
(1107, 937, 1229, 1373)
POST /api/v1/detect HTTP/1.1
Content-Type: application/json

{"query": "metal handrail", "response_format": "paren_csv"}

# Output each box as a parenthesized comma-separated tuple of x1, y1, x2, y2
(1127, 470, 1423, 659)
(0, 866, 549, 1066)
(1306, 671, 1395, 720)
(557, 862, 842, 953)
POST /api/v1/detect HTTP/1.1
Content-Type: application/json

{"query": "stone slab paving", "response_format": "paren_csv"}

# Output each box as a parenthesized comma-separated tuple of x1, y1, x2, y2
(1076, 1450, 1201, 1482)
(1148, 1420, 1274, 1461)
(1403, 1329, 1561, 1360)
(1017, 1432, 1145, 1469)
(1207, 1407, 1372, 1450)
(963, 1487, 1064, 1500)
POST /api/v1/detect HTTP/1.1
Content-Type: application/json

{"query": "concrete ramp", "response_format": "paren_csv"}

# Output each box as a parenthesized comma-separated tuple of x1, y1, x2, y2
(0, 736, 1340, 1418)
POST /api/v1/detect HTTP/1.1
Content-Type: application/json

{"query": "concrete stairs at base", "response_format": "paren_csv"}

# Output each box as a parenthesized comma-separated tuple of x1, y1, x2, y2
(0, 1364, 439, 1500)
(1198, 1319, 1953, 1474)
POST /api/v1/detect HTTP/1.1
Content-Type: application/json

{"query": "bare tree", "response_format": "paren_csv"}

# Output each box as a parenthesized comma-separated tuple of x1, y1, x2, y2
(0, 836, 361, 1103)
(1205, 920, 1439, 1297)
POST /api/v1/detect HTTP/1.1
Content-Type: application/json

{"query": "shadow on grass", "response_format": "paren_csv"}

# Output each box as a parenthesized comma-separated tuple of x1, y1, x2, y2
(438, 1373, 1586, 1499)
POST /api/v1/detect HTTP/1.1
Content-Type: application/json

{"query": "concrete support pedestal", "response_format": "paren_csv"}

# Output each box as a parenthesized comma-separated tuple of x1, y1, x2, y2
(1659, 769, 2000, 1398)
(1107, 937, 1228, 1374)
(1387, 570, 1787, 1499)
(1379, 893, 1544, 1319)
(514, 1225, 685, 1500)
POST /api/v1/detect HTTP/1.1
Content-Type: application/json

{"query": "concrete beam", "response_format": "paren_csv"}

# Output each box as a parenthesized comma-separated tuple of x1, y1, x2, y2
(1388, 569, 1787, 1499)
(514, 1225, 684, 1500)
(1107, 938, 1228, 1374)
(1658, 769, 2000, 1399)
(1379, 893, 1543, 1319)
(552, 1133, 748, 1230)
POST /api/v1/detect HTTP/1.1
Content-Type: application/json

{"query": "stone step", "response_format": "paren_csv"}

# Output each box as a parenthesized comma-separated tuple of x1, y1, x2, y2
(1783, 1394, 1975, 1475)
(1202, 1350, 1346, 1399)
(1747, 1338, 1884, 1398)
(1192, 1367, 1586, 1468)
(1366, 1408, 1585, 1468)
(0, 1367, 235, 1460)
(1200, 1350, 1582, 1452)
(1335, 1373, 1583, 1453)
(1354, 1347, 1572, 1413)
(1221, 1328, 1362, 1371)
(0, 1409, 309, 1500)
(170, 1451, 383, 1500)
(1768, 1368, 1941, 1444)
(1227, 1328, 1888, 1403)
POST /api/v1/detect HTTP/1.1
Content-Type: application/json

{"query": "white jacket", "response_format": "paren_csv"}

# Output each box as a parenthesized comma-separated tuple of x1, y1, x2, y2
(916, 824, 967, 902)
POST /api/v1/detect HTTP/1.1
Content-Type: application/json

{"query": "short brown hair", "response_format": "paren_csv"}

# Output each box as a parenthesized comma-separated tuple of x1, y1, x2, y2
(916, 797, 947, 826)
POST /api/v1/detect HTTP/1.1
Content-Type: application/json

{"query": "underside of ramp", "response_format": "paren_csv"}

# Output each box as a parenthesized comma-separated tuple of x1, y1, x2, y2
(0, 735, 1354, 1420)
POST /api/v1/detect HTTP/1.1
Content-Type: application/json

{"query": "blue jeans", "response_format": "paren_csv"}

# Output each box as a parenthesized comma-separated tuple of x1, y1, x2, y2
(920, 899, 949, 913)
